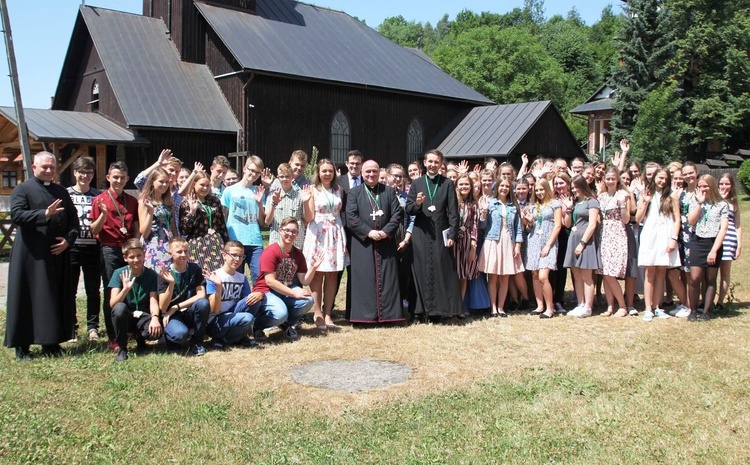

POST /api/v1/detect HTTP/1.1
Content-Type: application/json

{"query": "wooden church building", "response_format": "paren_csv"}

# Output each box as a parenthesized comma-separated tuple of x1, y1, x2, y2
(51, 0, 493, 176)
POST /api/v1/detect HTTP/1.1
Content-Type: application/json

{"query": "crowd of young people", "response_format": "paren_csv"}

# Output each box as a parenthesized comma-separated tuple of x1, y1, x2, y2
(11, 143, 741, 361)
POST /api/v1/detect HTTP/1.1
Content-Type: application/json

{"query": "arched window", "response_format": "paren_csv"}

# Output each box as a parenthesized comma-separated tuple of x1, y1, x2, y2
(90, 80, 100, 112)
(407, 119, 424, 163)
(330, 111, 350, 164)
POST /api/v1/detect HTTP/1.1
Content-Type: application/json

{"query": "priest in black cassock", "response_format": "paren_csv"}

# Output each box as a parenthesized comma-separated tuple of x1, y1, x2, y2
(5, 152, 79, 359)
(405, 149, 462, 321)
(345, 160, 404, 324)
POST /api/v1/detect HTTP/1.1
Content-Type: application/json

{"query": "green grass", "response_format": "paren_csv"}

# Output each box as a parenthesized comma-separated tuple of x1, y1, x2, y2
(1, 201, 749, 463)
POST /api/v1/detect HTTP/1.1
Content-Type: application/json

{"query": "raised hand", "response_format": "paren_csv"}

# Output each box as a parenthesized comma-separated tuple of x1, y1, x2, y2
(695, 188, 706, 204)
(204, 270, 222, 287)
(97, 198, 108, 215)
(521, 153, 528, 165)
(193, 161, 204, 173)
(641, 188, 653, 204)
(310, 250, 324, 269)
(456, 160, 470, 174)
(620, 139, 630, 154)
(158, 149, 173, 165)
(142, 198, 155, 214)
(261, 167, 274, 186)
(159, 265, 174, 284)
(473, 164, 482, 174)
(253, 185, 266, 203)
(271, 188, 282, 205)
(477, 196, 488, 214)
(187, 193, 199, 214)
(121, 268, 135, 292)
(45, 199, 64, 218)
(300, 185, 312, 202)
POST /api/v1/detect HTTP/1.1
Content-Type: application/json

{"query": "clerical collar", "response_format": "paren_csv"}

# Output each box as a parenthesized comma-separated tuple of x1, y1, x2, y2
(44, 182, 51, 186)
(427, 173, 439, 180)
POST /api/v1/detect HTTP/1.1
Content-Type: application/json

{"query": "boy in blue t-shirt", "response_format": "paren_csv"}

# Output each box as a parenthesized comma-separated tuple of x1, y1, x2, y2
(108, 239, 162, 362)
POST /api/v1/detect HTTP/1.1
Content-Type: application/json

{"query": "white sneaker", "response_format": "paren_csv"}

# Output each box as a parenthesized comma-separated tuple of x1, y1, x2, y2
(642, 310, 654, 322)
(568, 306, 592, 318)
(628, 307, 638, 316)
(668, 306, 681, 316)
(654, 308, 671, 319)
(674, 305, 691, 318)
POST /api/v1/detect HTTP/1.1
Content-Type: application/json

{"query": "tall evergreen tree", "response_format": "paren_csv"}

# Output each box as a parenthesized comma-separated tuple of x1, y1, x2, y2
(610, 0, 676, 140)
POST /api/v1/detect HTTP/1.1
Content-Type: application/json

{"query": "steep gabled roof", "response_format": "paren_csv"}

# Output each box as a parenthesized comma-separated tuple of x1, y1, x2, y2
(570, 84, 615, 114)
(56, 6, 240, 133)
(438, 101, 582, 159)
(194, 0, 492, 105)
(0, 106, 147, 144)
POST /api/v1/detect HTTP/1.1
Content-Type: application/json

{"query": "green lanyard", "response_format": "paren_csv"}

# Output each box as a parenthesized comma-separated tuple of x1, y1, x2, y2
(198, 200, 213, 228)
(424, 175, 440, 203)
(171, 269, 186, 299)
(701, 203, 713, 225)
(366, 186, 380, 210)
(572, 202, 580, 225)
(536, 205, 544, 230)
(322, 188, 335, 212)
(130, 281, 144, 312)
(107, 189, 126, 230)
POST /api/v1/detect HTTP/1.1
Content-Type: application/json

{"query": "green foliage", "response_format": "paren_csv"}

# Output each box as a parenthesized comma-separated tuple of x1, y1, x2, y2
(377, 15, 425, 48)
(738, 159, 750, 194)
(629, 82, 684, 165)
(304, 146, 319, 179)
(610, 0, 676, 141)
(432, 26, 566, 105)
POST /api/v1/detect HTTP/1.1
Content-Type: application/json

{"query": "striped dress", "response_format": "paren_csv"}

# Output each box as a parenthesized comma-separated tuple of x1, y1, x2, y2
(456, 202, 480, 280)
(722, 204, 738, 261)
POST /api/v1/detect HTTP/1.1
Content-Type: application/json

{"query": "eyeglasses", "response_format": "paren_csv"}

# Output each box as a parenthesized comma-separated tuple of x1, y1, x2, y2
(224, 252, 246, 260)
(281, 228, 298, 236)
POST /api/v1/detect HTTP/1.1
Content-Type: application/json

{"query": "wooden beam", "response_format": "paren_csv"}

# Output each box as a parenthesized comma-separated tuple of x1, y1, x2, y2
(59, 146, 86, 174)
(0, 121, 18, 140)
(96, 144, 106, 189)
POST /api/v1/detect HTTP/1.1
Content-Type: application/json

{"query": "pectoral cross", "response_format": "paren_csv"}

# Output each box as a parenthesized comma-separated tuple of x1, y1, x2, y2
(370, 209, 383, 221)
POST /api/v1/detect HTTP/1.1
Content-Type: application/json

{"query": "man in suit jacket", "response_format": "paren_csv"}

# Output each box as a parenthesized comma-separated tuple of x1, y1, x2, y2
(338, 150, 363, 315)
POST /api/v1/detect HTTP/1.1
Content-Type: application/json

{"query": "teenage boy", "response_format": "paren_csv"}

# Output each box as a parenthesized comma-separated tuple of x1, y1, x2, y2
(205, 240, 261, 348)
(269, 150, 310, 190)
(252, 217, 321, 341)
(90, 161, 139, 350)
(157, 238, 210, 356)
(67, 156, 101, 341)
(108, 239, 162, 362)
(210, 155, 231, 195)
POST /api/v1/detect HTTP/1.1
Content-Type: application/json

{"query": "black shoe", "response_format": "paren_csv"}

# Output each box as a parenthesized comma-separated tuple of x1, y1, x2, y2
(15, 346, 31, 360)
(212, 339, 226, 351)
(498, 312, 508, 318)
(236, 336, 260, 348)
(518, 299, 532, 311)
(530, 310, 543, 316)
(687, 311, 698, 322)
(539, 313, 554, 319)
(41, 344, 63, 357)
(699, 312, 710, 321)
(661, 300, 675, 308)
(114, 348, 128, 362)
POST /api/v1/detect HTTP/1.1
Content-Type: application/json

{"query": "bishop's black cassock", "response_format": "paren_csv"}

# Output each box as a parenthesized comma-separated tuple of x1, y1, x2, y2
(345, 182, 404, 323)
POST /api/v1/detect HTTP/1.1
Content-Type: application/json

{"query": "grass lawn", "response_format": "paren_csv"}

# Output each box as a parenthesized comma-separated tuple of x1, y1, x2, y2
(1, 201, 749, 464)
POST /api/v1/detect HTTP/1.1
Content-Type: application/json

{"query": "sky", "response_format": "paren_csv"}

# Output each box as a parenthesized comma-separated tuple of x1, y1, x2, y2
(0, 0, 621, 110)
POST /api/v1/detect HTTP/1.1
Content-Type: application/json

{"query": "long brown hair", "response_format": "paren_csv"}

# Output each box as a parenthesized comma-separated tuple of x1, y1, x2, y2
(495, 177, 519, 211)
(455, 173, 475, 205)
(649, 168, 674, 217)
(719, 173, 739, 211)
(139, 167, 173, 207)
(571, 175, 596, 200)
(312, 158, 339, 191)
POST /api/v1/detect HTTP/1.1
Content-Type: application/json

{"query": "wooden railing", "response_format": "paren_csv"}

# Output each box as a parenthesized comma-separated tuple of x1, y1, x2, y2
(0, 217, 14, 255)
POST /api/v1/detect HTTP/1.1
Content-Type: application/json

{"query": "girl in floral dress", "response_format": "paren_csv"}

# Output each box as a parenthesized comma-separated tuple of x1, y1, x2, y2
(179, 171, 228, 272)
(302, 159, 348, 329)
(524, 179, 561, 318)
(139, 167, 177, 270)
(597, 167, 630, 317)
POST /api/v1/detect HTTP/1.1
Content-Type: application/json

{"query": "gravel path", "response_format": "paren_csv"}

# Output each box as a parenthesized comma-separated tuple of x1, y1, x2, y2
(290, 359, 413, 392)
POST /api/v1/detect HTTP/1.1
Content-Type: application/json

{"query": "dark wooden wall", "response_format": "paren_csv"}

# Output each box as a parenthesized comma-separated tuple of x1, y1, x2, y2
(241, 75, 476, 169)
(53, 30, 126, 126)
(127, 129, 237, 174)
(144, 0, 205, 63)
(515, 107, 584, 160)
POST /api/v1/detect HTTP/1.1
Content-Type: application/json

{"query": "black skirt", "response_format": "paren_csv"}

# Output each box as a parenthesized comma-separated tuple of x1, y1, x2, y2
(689, 235, 723, 268)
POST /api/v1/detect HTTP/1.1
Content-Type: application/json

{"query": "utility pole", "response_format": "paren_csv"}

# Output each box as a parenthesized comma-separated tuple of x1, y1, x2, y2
(1, 0, 33, 177)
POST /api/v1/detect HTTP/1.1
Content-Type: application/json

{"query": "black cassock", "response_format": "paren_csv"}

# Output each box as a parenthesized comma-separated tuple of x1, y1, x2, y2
(5, 177, 79, 347)
(345, 183, 404, 323)
(405, 174, 462, 318)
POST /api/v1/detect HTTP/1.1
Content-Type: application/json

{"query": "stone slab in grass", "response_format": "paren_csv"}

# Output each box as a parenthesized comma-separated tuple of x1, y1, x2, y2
(290, 359, 413, 392)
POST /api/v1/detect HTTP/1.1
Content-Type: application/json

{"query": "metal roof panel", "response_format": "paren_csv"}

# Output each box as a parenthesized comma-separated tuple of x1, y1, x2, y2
(194, 1, 492, 104)
(80, 6, 240, 133)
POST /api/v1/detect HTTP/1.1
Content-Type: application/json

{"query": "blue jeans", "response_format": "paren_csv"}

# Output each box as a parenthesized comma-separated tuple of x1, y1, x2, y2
(254, 289, 314, 331)
(206, 298, 255, 344)
(164, 298, 210, 346)
(238, 245, 263, 285)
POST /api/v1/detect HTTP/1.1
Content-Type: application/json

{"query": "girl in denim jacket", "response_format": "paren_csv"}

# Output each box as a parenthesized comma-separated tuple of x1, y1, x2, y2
(478, 178, 525, 317)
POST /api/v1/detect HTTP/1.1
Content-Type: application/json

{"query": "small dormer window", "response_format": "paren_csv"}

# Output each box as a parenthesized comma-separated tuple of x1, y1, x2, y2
(89, 80, 100, 112)
(407, 119, 424, 163)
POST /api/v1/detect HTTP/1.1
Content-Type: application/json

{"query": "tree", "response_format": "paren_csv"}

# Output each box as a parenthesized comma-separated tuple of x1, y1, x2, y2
(609, 0, 676, 140)
(431, 26, 566, 105)
(377, 15, 425, 48)
(669, 0, 750, 152)
(629, 82, 684, 165)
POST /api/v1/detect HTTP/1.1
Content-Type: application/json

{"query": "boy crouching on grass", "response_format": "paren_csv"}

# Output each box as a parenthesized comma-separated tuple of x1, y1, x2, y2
(157, 238, 210, 356)
(109, 239, 162, 362)
(205, 240, 262, 349)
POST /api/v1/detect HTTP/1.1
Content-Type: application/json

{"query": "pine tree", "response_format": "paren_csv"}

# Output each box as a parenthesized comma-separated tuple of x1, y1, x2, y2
(610, 0, 676, 140)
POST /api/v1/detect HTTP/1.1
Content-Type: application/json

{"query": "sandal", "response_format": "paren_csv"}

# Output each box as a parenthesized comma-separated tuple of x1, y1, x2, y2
(601, 308, 615, 317)
(613, 308, 628, 318)
(314, 315, 327, 330)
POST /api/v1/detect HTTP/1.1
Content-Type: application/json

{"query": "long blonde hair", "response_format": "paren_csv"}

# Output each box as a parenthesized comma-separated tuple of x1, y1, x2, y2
(139, 167, 173, 207)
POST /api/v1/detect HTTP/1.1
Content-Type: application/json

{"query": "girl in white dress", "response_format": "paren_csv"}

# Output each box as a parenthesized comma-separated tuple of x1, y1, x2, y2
(635, 168, 681, 321)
